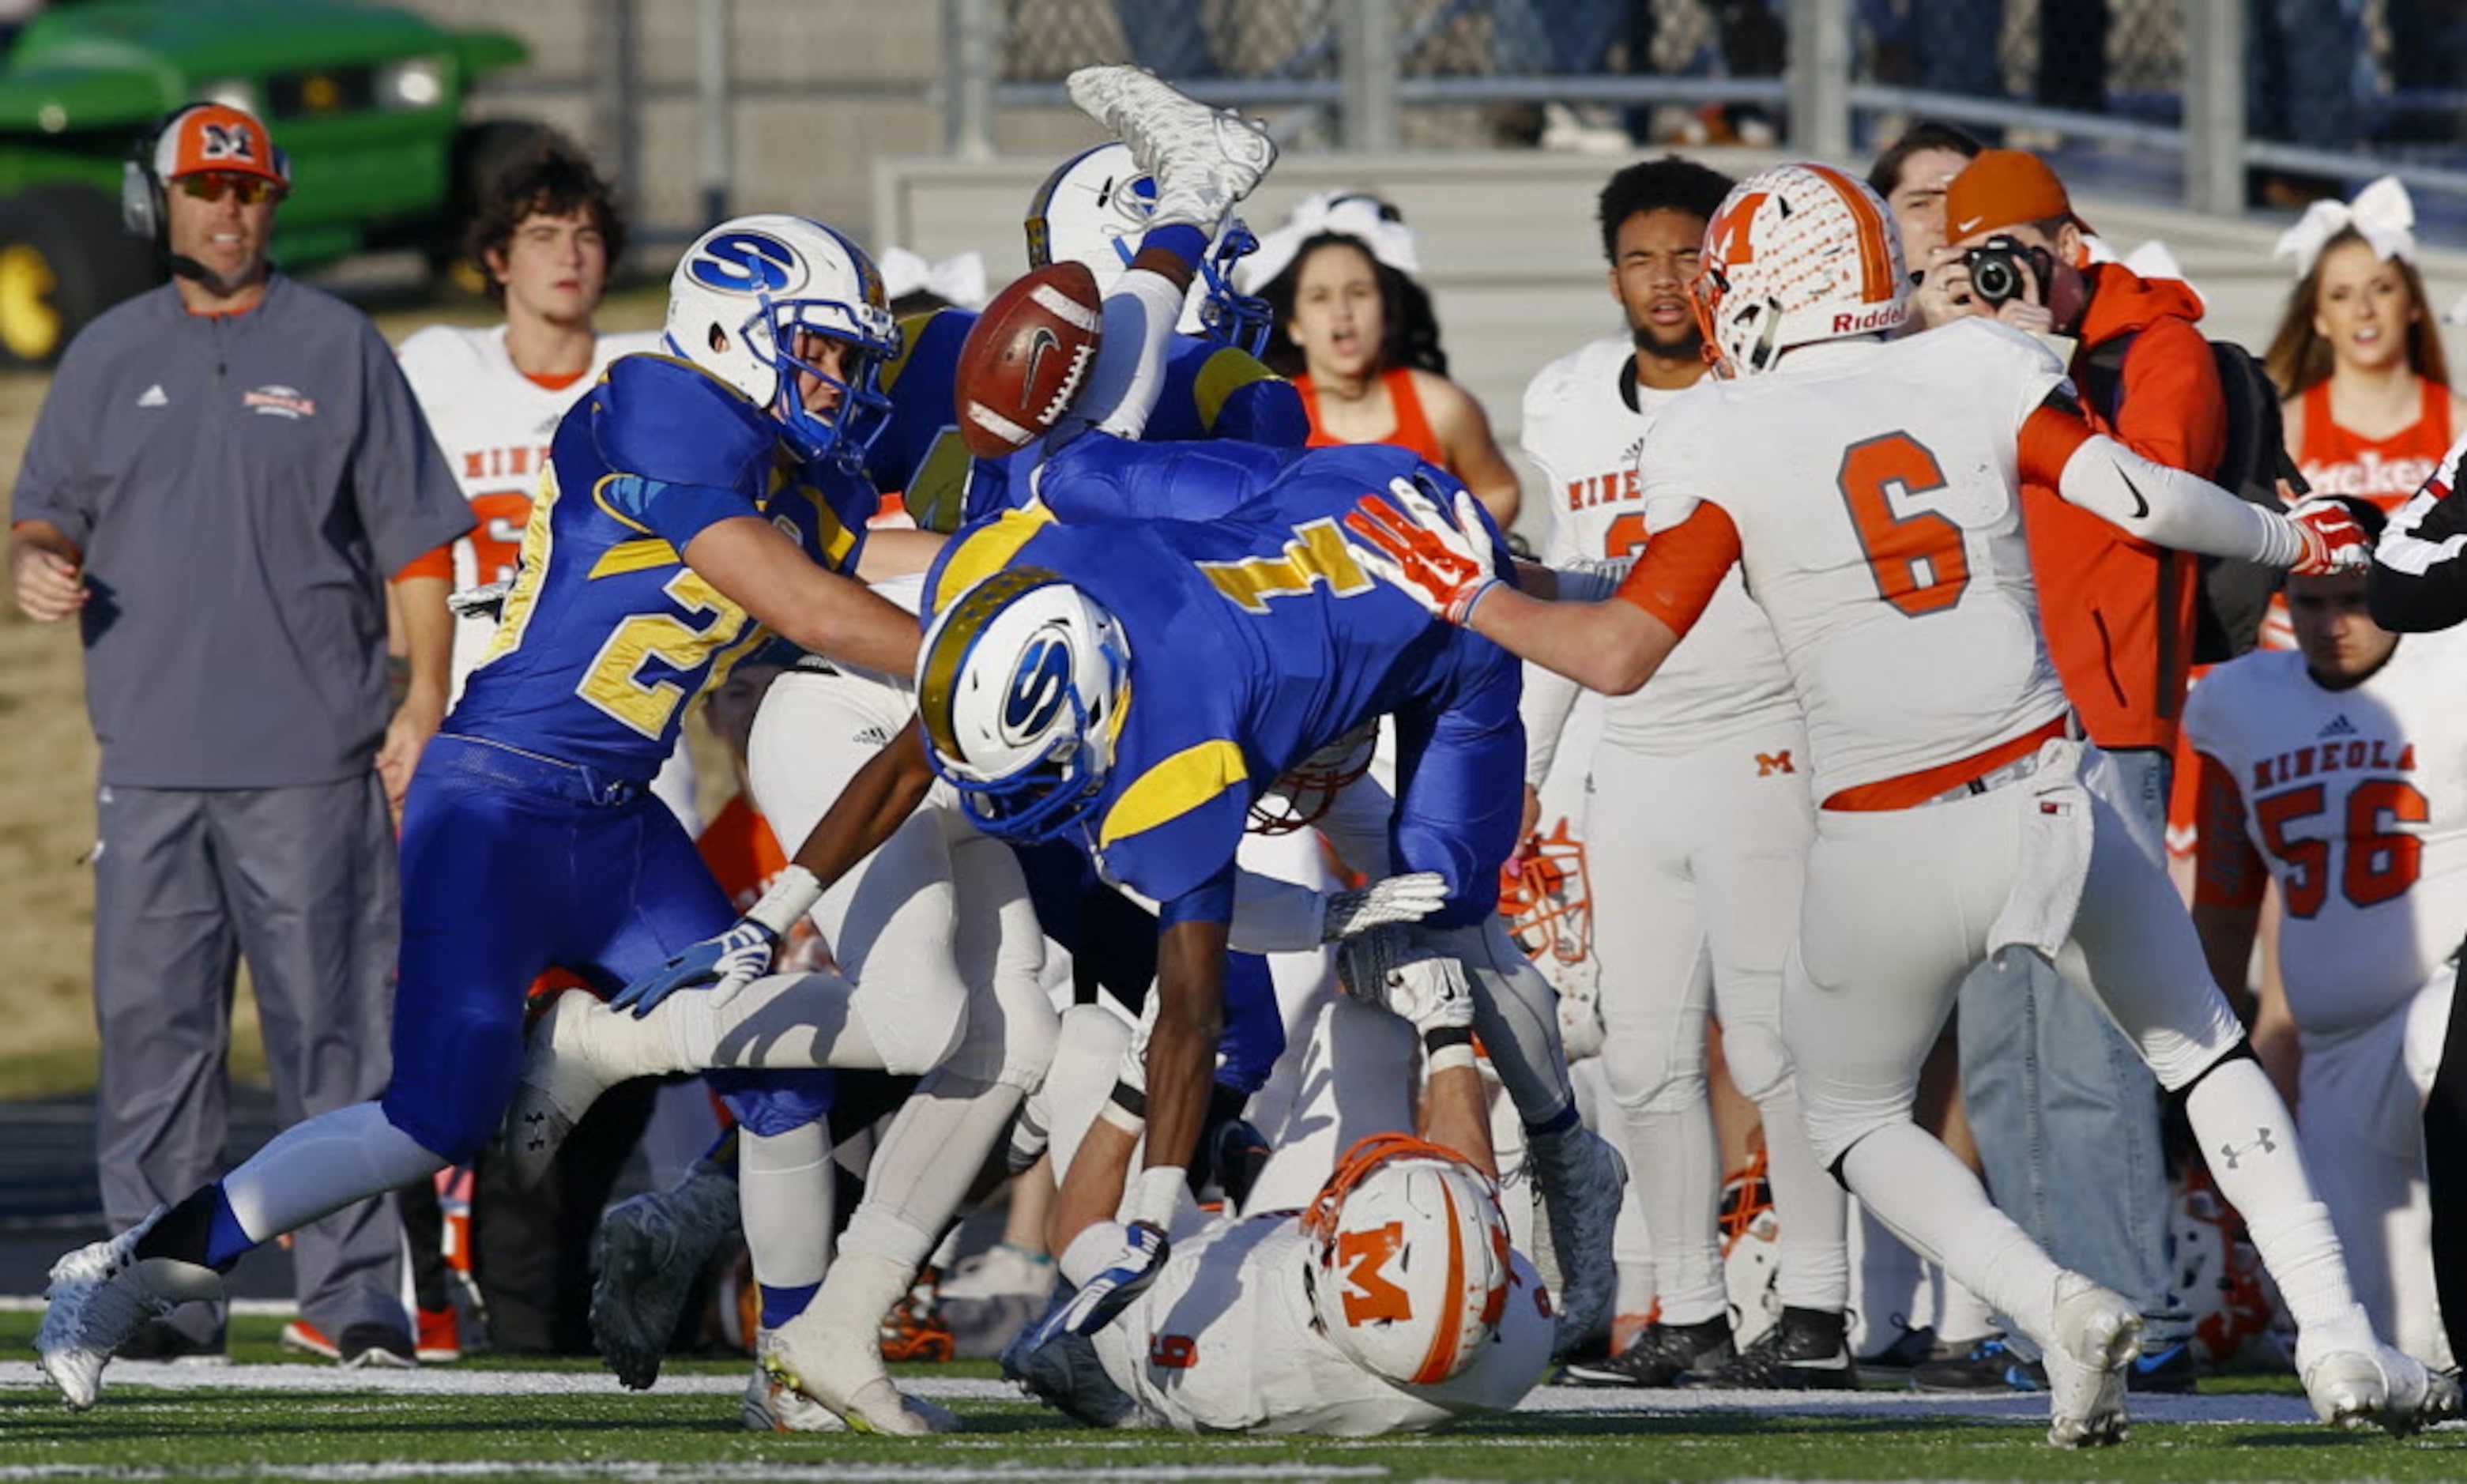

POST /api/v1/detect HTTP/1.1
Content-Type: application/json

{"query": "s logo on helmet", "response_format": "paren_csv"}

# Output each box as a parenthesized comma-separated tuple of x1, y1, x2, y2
(687, 232, 805, 297)
(1000, 630, 1073, 744)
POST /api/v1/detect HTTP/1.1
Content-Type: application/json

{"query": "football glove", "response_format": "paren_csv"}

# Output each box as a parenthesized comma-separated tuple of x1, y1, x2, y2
(1334, 922, 1415, 1004)
(2288, 496, 2372, 575)
(609, 864, 823, 1017)
(1342, 480, 1501, 625)
(1380, 952, 1477, 1038)
(1030, 1220, 1171, 1346)
(1321, 870, 1449, 942)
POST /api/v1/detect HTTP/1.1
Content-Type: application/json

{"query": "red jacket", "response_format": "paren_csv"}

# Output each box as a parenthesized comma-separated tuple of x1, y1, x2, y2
(2021, 265, 2225, 753)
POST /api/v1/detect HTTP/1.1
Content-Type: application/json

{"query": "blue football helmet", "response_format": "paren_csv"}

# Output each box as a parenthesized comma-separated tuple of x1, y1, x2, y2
(1025, 143, 1272, 359)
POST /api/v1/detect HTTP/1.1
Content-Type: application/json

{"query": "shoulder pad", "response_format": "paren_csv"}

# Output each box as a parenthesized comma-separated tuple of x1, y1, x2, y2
(883, 307, 976, 396)
(593, 355, 780, 491)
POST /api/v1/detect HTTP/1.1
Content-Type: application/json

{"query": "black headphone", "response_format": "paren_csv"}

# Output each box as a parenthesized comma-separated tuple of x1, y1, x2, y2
(121, 102, 292, 247)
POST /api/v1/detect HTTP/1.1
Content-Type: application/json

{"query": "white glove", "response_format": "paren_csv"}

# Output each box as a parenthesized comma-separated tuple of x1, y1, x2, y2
(1382, 953, 1476, 1037)
(1322, 871, 1449, 942)
(1341, 477, 1502, 624)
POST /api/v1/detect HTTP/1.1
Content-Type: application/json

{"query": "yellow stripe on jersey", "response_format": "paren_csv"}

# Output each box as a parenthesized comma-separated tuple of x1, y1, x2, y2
(1100, 738, 1249, 849)
(882, 311, 940, 395)
(589, 538, 682, 580)
(1196, 517, 1373, 615)
(476, 464, 562, 669)
(1189, 348, 1280, 433)
(928, 503, 1057, 612)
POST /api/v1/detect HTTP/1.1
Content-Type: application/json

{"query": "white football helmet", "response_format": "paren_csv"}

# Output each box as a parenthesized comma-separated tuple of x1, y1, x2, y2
(1690, 163, 1908, 379)
(916, 567, 1131, 843)
(1025, 142, 1271, 356)
(1301, 1134, 1515, 1386)
(1250, 718, 1377, 835)
(664, 213, 900, 467)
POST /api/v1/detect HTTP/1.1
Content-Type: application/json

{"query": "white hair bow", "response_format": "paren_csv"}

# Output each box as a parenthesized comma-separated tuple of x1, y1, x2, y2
(2273, 176, 2416, 280)
(876, 247, 989, 311)
(1234, 191, 1421, 296)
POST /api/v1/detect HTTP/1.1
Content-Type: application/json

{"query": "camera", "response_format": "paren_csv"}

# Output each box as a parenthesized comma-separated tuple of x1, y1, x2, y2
(1961, 236, 2052, 309)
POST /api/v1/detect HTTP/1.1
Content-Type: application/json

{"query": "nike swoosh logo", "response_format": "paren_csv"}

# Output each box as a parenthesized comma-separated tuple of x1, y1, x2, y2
(2120, 470, 2150, 520)
(1022, 326, 1060, 390)
(1954, 215, 1986, 235)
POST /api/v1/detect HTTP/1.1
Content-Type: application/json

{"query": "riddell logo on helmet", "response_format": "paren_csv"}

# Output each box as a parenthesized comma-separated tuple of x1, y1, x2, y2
(1829, 304, 1903, 335)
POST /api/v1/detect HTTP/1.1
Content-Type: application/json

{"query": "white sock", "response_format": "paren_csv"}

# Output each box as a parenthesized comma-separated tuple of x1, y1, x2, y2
(669, 970, 898, 1075)
(2183, 1058, 2371, 1351)
(1081, 272, 1188, 441)
(838, 1076, 1023, 1271)
(220, 1102, 446, 1245)
(739, 1121, 834, 1299)
(1622, 1099, 1723, 1324)
(1761, 1086, 1851, 1313)
(1937, 1269, 2000, 1341)
(1840, 1123, 2063, 1348)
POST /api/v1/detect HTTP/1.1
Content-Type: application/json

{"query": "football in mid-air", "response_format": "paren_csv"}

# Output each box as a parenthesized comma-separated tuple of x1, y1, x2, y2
(955, 262, 1105, 459)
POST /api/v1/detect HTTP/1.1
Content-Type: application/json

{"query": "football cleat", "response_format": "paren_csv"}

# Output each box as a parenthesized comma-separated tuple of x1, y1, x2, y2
(1527, 1124, 1625, 1358)
(1683, 1306, 1859, 1391)
(1063, 66, 1275, 234)
(590, 1165, 742, 1391)
(414, 1304, 464, 1364)
(36, 1207, 224, 1410)
(743, 1345, 849, 1433)
(767, 1252, 960, 1437)
(1002, 1319, 1136, 1428)
(2303, 1341, 2463, 1435)
(2041, 1275, 2141, 1448)
(1560, 1315, 1734, 1389)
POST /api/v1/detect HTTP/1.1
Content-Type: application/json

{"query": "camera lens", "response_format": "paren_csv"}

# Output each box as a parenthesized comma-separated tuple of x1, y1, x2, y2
(1969, 253, 2018, 306)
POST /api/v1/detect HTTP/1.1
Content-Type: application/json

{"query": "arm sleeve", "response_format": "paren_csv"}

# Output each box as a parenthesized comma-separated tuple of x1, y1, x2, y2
(2033, 407, 2302, 567)
(352, 321, 476, 573)
(1611, 503, 1742, 638)
(2368, 433, 2467, 632)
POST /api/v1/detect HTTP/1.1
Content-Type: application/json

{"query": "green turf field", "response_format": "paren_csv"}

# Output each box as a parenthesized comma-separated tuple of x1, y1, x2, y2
(2, 1313, 2462, 1482)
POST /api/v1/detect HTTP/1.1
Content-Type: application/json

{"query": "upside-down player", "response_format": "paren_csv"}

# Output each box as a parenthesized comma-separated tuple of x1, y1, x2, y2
(1339, 162, 2458, 1445)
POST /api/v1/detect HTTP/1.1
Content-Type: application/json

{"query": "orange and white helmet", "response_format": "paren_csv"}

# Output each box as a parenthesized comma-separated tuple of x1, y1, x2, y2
(1300, 1134, 1514, 1386)
(1690, 163, 1908, 378)
(1497, 819, 1591, 968)
(1250, 719, 1378, 835)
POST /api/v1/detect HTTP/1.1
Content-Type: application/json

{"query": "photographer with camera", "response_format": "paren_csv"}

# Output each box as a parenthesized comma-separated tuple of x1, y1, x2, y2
(1909, 149, 2226, 1396)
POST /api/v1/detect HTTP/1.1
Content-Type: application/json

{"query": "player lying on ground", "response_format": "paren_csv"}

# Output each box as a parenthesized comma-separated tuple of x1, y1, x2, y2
(1339, 162, 2458, 1447)
(1004, 951, 1554, 1434)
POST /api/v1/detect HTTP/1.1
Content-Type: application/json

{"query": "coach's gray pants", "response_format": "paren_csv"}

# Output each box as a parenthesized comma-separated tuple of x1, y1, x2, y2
(93, 778, 407, 1345)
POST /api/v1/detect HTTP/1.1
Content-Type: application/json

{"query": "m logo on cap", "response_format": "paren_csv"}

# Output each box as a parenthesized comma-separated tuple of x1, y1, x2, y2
(198, 122, 258, 166)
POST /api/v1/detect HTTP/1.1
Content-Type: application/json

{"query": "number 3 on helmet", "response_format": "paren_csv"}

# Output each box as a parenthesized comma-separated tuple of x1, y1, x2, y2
(1692, 163, 1909, 379)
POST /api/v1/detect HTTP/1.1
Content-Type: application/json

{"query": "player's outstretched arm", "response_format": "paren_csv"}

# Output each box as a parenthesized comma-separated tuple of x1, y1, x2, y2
(855, 527, 946, 583)
(2370, 440, 2467, 631)
(684, 515, 925, 676)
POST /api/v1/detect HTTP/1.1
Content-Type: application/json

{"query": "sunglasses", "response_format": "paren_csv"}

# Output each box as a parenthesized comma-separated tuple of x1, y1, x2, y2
(178, 174, 281, 205)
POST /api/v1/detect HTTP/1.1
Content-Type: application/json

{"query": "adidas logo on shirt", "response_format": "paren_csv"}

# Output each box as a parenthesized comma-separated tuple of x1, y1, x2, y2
(2318, 714, 2359, 740)
(136, 384, 168, 408)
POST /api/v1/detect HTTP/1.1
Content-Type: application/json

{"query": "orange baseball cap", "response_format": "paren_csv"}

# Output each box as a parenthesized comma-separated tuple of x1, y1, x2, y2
(152, 103, 289, 188)
(1943, 149, 2090, 243)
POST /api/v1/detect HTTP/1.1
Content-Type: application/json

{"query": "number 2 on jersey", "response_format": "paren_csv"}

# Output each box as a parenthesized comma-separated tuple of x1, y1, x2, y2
(1838, 432, 1969, 616)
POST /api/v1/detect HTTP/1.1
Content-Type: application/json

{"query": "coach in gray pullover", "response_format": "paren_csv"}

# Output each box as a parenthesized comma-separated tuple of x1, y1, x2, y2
(8, 103, 470, 1365)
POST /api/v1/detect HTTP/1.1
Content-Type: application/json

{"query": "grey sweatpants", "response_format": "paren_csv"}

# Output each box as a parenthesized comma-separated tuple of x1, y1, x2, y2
(93, 776, 407, 1343)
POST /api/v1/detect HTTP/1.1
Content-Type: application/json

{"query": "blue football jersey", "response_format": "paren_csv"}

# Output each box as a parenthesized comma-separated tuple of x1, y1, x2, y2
(452, 353, 874, 781)
(872, 306, 1307, 532)
(922, 442, 1521, 918)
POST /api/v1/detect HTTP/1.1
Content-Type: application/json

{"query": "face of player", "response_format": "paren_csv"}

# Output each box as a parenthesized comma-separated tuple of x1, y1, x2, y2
(1286, 240, 1385, 381)
(2288, 569, 2399, 685)
(2311, 238, 2416, 376)
(165, 170, 279, 296)
(786, 328, 854, 420)
(1610, 208, 1707, 367)
(1885, 148, 1970, 262)
(491, 208, 609, 328)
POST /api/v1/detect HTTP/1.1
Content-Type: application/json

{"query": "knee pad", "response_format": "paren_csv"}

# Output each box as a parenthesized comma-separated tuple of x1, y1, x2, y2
(940, 972, 1060, 1094)
(870, 968, 970, 1077)
(1599, 1036, 1706, 1118)
(1721, 1021, 1797, 1107)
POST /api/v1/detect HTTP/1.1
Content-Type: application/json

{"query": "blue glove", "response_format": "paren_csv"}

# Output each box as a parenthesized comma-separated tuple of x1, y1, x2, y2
(1025, 1221, 1170, 1347)
(609, 917, 779, 1018)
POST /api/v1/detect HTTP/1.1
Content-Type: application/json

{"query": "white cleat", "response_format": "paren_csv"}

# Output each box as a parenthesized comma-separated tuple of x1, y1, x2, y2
(36, 1207, 224, 1411)
(590, 1164, 741, 1391)
(503, 990, 670, 1190)
(764, 1254, 961, 1437)
(1063, 65, 1276, 232)
(2040, 1275, 2141, 1448)
(742, 1348, 849, 1433)
(2303, 1342, 2462, 1434)
(1527, 1124, 1624, 1358)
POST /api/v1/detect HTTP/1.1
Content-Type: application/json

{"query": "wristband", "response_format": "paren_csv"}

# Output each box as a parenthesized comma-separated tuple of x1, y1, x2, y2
(745, 864, 823, 939)
(1126, 1165, 1185, 1229)
(1424, 1024, 1478, 1074)
(1098, 1080, 1147, 1134)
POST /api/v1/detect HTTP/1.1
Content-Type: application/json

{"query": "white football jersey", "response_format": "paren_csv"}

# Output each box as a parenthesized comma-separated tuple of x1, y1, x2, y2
(1093, 1213, 1553, 1436)
(2183, 627, 2467, 1036)
(397, 323, 664, 694)
(1522, 336, 1796, 758)
(1636, 320, 2073, 801)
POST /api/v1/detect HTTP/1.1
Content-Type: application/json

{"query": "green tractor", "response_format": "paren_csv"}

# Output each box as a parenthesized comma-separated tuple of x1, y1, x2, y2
(0, 0, 540, 367)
